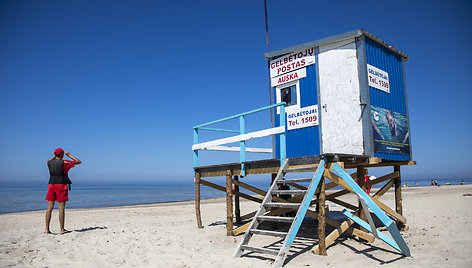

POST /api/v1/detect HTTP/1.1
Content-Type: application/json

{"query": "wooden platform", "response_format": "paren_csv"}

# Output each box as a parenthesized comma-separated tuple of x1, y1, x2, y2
(193, 155, 416, 259)
(194, 154, 416, 178)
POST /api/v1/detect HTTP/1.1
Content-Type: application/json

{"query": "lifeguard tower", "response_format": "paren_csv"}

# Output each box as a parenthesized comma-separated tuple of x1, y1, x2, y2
(192, 29, 415, 267)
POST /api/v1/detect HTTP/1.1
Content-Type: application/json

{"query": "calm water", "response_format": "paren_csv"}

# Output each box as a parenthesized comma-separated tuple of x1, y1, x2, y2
(0, 177, 469, 214)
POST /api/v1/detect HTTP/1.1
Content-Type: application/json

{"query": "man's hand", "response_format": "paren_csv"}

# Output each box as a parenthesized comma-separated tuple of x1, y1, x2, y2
(64, 151, 82, 165)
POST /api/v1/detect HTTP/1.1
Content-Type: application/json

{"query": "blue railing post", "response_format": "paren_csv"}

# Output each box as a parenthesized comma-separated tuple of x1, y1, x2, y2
(279, 104, 286, 166)
(240, 115, 246, 177)
(193, 128, 199, 167)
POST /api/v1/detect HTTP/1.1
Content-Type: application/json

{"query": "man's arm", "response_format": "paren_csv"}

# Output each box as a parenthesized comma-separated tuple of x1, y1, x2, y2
(64, 151, 82, 165)
(47, 156, 55, 163)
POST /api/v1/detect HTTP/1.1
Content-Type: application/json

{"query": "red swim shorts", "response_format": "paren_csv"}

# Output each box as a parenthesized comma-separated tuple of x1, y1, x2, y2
(45, 184, 69, 202)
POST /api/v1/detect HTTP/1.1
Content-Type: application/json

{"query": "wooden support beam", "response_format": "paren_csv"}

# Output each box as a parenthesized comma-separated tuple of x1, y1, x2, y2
(324, 171, 406, 224)
(195, 172, 203, 228)
(199, 179, 263, 203)
(394, 165, 405, 230)
(234, 175, 241, 223)
(329, 198, 358, 211)
(313, 217, 355, 255)
(357, 166, 367, 234)
(373, 179, 395, 198)
(240, 210, 256, 221)
(226, 170, 233, 236)
(317, 177, 327, 256)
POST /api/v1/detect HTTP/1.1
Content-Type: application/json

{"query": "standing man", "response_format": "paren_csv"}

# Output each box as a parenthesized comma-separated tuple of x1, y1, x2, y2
(45, 148, 82, 234)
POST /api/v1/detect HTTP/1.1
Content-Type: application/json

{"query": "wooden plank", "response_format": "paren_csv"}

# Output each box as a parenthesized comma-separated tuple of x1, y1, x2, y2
(346, 160, 416, 169)
(373, 179, 394, 198)
(234, 176, 241, 223)
(357, 167, 367, 234)
(324, 170, 407, 224)
(249, 229, 288, 237)
(313, 217, 355, 255)
(205, 145, 272, 153)
(192, 126, 284, 150)
(195, 172, 203, 228)
(329, 198, 358, 211)
(365, 171, 400, 187)
(200, 179, 263, 203)
(240, 210, 256, 221)
(226, 170, 233, 236)
(317, 177, 327, 256)
(232, 179, 266, 197)
(394, 165, 404, 230)
(241, 245, 279, 256)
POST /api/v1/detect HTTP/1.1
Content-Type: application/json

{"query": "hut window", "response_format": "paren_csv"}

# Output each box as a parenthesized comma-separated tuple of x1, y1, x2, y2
(276, 80, 300, 114)
(280, 85, 297, 106)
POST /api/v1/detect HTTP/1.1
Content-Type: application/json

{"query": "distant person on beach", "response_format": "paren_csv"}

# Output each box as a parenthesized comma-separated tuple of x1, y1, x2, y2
(434, 179, 439, 187)
(431, 180, 434, 186)
(45, 148, 82, 234)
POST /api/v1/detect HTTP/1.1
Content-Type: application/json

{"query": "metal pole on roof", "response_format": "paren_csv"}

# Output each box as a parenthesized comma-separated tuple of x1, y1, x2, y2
(264, 0, 270, 52)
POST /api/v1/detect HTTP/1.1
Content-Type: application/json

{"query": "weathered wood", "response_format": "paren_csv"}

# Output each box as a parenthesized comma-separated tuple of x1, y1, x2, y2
(233, 203, 373, 243)
(194, 156, 413, 178)
(257, 215, 295, 223)
(313, 217, 355, 255)
(394, 165, 404, 230)
(264, 202, 301, 208)
(195, 172, 203, 228)
(192, 126, 284, 150)
(199, 179, 263, 203)
(329, 198, 358, 211)
(347, 160, 416, 169)
(249, 229, 288, 237)
(226, 170, 233, 236)
(241, 245, 279, 256)
(239, 211, 256, 221)
(324, 170, 407, 224)
(317, 177, 327, 256)
(357, 167, 367, 235)
(234, 176, 241, 224)
(373, 179, 395, 198)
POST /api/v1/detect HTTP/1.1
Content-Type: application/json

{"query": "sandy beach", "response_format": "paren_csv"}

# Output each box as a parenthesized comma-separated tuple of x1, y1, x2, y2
(1, 185, 471, 267)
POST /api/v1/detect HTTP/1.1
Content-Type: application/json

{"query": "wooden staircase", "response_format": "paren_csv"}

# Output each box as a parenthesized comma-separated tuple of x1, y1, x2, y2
(233, 158, 326, 267)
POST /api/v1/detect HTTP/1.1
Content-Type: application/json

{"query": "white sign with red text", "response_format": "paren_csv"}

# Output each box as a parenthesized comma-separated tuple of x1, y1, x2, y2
(367, 64, 390, 93)
(271, 68, 306, 87)
(286, 105, 319, 131)
(269, 47, 315, 78)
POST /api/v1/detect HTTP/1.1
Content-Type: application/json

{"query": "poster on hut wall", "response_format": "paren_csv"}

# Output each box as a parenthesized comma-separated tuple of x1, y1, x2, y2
(287, 105, 319, 131)
(371, 106, 410, 154)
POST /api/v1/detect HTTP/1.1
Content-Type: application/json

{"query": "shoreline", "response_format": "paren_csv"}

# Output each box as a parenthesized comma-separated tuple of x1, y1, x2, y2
(1, 184, 469, 216)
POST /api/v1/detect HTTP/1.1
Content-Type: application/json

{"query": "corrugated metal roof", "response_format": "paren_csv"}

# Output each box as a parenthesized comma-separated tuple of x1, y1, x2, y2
(264, 29, 409, 61)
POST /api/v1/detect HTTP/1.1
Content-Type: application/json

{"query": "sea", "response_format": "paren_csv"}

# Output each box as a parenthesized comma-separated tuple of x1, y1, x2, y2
(0, 177, 470, 214)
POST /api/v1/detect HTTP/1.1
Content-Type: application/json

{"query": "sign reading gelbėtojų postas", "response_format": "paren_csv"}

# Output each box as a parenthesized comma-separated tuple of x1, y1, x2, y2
(269, 47, 315, 78)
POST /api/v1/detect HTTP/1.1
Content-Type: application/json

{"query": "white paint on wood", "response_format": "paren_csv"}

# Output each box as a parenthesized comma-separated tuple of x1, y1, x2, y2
(318, 38, 365, 155)
(204, 146, 272, 153)
(192, 126, 285, 151)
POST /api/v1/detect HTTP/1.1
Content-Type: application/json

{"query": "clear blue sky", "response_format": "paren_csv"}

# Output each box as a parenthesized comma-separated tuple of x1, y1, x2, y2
(0, 0, 471, 183)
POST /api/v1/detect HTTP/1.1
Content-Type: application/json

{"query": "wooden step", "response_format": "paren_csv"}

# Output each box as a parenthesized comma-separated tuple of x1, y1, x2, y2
(241, 245, 279, 256)
(249, 229, 288, 237)
(277, 178, 312, 183)
(257, 215, 295, 223)
(271, 189, 306, 195)
(285, 166, 318, 173)
(264, 202, 301, 208)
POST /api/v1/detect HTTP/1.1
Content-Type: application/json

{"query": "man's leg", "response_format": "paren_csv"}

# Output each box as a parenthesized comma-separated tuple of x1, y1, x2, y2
(58, 201, 69, 234)
(45, 201, 54, 234)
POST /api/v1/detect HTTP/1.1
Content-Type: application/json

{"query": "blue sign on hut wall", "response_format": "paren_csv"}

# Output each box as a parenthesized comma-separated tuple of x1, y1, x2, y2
(265, 29, 412, 161)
